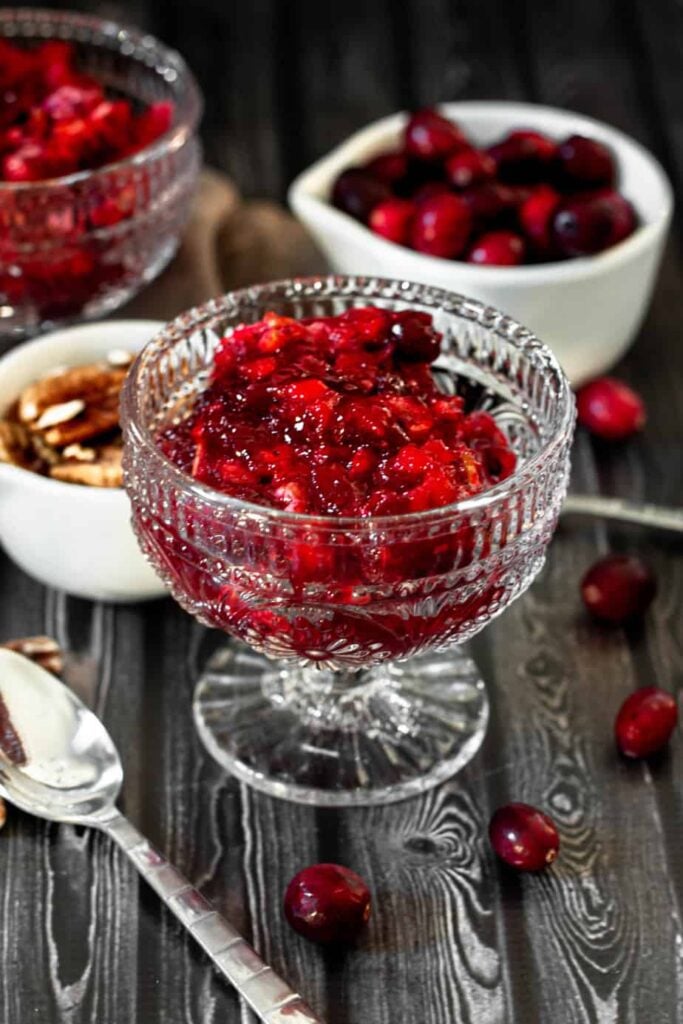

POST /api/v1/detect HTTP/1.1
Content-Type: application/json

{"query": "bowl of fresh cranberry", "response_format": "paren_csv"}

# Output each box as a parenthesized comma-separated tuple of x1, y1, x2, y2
(289, 102, 672, 383)
(0, 8, 202, 340)
(121, 275, 575, 806)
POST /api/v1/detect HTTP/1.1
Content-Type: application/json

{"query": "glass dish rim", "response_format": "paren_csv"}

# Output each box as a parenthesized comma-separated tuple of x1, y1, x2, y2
(121, 274, 576, 530)
(0, 6, 203, 193)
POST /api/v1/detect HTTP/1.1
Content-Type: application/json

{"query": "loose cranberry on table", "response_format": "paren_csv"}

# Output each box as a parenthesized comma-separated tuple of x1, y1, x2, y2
(467, 230, 525, 267)
(581, 554, 656, 624)
(284, 864, 371, 944)
(489, 803, 560, 871)
(576, 377, 646, 440)
(615, 687, 678, 758)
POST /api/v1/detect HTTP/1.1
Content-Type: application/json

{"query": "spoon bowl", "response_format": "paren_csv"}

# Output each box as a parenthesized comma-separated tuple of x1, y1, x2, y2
(0, 648, 322, 1023)
(0, 650, 122, 823)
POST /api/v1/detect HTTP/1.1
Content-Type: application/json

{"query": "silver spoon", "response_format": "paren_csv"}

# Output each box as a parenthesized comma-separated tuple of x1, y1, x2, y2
(562, 494, 683, 534)
(0, 649, 322, 1024)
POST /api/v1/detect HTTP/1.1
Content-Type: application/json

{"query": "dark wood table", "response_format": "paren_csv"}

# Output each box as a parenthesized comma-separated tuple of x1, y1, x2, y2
(2, 1, 682, 1020)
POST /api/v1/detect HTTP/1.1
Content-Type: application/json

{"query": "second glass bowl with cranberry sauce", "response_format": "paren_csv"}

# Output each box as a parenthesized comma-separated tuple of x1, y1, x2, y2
(121, 276, 575, 806)
(0, 9, 202, 340)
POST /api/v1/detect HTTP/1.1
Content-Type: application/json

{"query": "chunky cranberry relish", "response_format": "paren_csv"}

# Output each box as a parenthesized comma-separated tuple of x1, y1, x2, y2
(158, 307, 516, 516)
(0, 38, 172, 181)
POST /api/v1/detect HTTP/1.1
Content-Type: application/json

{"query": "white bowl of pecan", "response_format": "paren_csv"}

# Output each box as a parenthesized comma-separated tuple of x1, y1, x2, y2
(0, 320, 168, 601)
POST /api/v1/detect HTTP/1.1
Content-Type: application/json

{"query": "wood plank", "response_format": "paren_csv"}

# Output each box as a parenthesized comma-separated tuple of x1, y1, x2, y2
(0, 1, 682, 1021)
(478, 442, 683, 1023)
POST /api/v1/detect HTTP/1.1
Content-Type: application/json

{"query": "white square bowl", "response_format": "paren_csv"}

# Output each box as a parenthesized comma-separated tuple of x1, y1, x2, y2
(289, 101, 673, 383)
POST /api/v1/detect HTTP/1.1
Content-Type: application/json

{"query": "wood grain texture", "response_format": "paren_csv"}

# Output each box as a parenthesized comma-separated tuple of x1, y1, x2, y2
(1, 1, 683, 1021)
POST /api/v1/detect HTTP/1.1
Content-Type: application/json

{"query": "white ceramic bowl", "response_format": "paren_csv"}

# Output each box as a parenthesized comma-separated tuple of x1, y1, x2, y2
(0, 320, 168, 602)
(289, 101, 673, 383)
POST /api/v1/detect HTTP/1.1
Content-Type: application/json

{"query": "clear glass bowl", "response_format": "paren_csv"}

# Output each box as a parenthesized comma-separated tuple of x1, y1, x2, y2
(121, 276, 575, 805)
(0, 9, 202, 341)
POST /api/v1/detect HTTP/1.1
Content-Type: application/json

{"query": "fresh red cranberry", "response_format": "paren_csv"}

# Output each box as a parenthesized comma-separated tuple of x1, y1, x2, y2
(577, 376, 646, 440)
(446, 148, 495, 189)
(615, 687, 678, 758)
(596, 190, 637, 246)
(467, 230, 525, 266)
(331, 168, 390, 223)
(488, 130, 557, 183)
(555, 134, 615, 189)
(364, 150, 409, 185)
(391, 311, 441, 361)
(369, 197, 415, 245)
(552, 196, 614, 256)
(489, 803, 560, 871)
(461, 182, 518, 228)
(411, 192, 472, 258)
(411, 181, 452, 204)
(404, 108, 468, 161)
(581, 554, 656, 623)
(284, 863, 371, 944)
(519, 184, 561, 252)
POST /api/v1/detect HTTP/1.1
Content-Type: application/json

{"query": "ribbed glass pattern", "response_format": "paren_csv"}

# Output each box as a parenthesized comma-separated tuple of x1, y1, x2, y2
(122, 276, 575, 669)
(0, 9, 202, 338)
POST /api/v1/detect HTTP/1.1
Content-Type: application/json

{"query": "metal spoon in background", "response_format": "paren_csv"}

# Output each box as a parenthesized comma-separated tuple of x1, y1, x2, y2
(0, 649, 322, 1024)
(562, 494, 683, 534)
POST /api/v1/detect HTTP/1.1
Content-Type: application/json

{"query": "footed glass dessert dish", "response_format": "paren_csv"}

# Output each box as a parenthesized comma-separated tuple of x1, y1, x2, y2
(121, 276, 575, 806)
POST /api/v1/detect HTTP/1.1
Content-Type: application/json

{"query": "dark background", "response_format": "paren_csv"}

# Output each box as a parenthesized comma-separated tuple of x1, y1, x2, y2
(2, 2, 683, 1023)
(17, 0, 683, 210)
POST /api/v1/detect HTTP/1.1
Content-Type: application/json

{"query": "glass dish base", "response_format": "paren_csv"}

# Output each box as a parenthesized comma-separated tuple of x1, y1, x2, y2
(193, 641, 489, 806)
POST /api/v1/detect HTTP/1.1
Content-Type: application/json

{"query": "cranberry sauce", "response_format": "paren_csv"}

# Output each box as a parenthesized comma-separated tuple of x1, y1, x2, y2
(146, 307, 519, 664)
(158, 307, 516, 516)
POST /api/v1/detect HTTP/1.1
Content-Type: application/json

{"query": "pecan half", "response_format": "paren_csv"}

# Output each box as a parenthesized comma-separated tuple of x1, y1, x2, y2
(42, 389, 120, 447)
(1, 635, 64, 676)
(18, 364, 126, 424)
(4, 355, 132, 487)
(0, 420, 34, 469)
(36, 398, 86, 430)
(50, 443, 122, 487)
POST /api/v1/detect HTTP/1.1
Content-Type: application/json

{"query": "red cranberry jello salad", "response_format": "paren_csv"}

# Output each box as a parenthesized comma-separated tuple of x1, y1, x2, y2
(121, 285, 571, 668)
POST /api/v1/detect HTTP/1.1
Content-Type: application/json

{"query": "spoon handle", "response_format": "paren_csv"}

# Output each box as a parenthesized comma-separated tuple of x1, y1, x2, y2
(562, 494, 683, 534)
(103, 812, 323, 1024)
